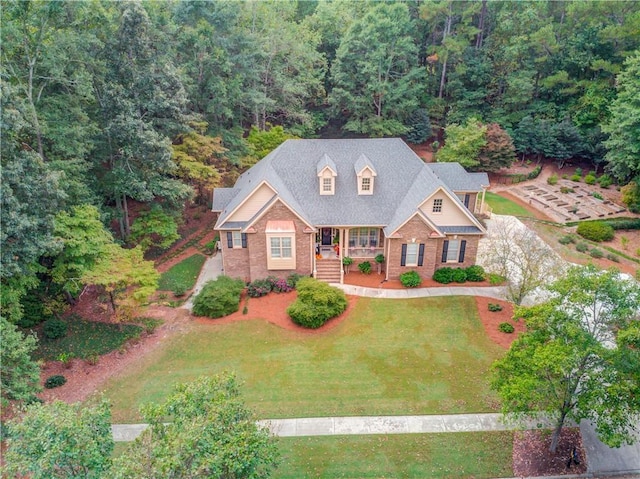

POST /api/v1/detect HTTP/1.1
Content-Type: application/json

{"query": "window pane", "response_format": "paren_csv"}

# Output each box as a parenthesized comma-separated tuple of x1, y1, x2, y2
(447, 240, 459, 262)
(270, 237, 281, 258)
(282, 237, 292, 258)
(233, 232, 243, 247)
(406, 244, 418, 266)
(433, 198, 443, 213)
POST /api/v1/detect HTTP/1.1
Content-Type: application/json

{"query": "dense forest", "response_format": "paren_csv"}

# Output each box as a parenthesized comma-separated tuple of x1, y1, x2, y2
(2, 0, 640, 324)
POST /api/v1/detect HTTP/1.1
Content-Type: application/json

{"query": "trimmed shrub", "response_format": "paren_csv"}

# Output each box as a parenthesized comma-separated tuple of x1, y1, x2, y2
(598, 174, 612, 188)
(358, 261, 372, 274)
(43, 318, 67, 340)
(287, 278, 347, 329)
(465, 265, 485, 282)
(547, 173, 558, 185)
(606, 218, 640, 230)
(584, 174, 597, 185)
(576, 221, 614, 242)
(528, 166, 542, 180)
(488, 303, 503, 312)
(433, 267, 454, 284)
(498, 322, 515, 334)
(558, 235, 575, 245)
(44, 375, 67, 389)
(570, 174, 582, 182)
(451, 268, 467, 283)
(400, 270, 422, 288)
(589, 248, 604, 259)
(192, 276, 245, 318)
(576, 242, 589, 253)
(575, 168, 583, 176)
(606, 253, 620, 262)
(247, 278, 273, 298)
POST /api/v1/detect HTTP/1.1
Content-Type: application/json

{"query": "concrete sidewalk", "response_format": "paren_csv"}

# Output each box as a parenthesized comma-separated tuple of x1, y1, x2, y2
(182, 253, 223, 310)
(111, 412, 553, 442)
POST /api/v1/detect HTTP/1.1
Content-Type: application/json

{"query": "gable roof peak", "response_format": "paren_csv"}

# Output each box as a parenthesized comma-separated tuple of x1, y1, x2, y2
(354, 153, 377, 176)
(316, 153, 337, 176)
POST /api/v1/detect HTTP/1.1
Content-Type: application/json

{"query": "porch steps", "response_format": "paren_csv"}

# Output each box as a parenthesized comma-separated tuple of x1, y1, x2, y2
(315, 259, 342, 283)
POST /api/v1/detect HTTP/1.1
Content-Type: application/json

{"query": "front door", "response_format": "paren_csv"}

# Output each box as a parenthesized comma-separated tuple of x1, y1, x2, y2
(321, 228, 332, 245)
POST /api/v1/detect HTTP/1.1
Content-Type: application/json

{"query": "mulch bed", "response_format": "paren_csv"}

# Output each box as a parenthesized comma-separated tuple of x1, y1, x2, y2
(514, 428, 587, 477)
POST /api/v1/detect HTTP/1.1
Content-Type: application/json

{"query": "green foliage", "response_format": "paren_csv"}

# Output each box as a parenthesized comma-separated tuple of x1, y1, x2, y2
(598, 174, 613, 188)
(246, 125, 298, 159)
(560, 186, 575, 194)
(451, 268, 468, 283)
(286, 273, 304, 289)
(375, 254, 385, 264)
(405, 109, 432, 144)
(589, 248, 604, 259)
(287, 277, 347, 328)
(577, 221, 614, 242)
(465, 265, 485, 282)
(604, 218, 640, 230)
(433, 267, 454, 284)
(491, 266, 640, 452)
(192, 276, 245, 318)
(547, 174, 558, 185)
(44, 375, 67, 389)
(247, 278, 273, 298)
(400, 270, 422, 288)
(342, 256, 354, 266)
(129, 205, 180, 252)
(570, 174, 582, 182)
(621, 182, 640, 213)
(4, 398, 113, 479)
(34, 315, 143, 362)
(43, 318, 68, 340)
(606, 253, 620, 262)
(477, 123, 516, 172)
(111, 374, 279, 478)
(575, 242, 589, 253)
(437, 118, 487, 169)
(157, 254, 206, 292)
(487, 273, 506, 285)
(358, 261, 372, 274)
(592, 191, 604, 200)
(584, 174, 597, 185)
(1, 317, 41, 407)
(488, 303, 503, 312)
(558, 235, 575, 245)
(498, 322, 514, 333)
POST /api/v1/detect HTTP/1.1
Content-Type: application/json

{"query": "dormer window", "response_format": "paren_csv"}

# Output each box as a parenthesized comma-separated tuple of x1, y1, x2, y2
(355, 154, 377, 196)
(317, 154, 337, 196)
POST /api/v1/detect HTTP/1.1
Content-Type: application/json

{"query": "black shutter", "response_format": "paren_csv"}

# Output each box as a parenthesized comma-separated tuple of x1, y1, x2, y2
(458, 240, 467, 263)
(464, 194, 470, 208)
(417, 244, 425, 266)
(441, 240, 449, 262)
(227, 232, 233, 248)
(241, 233, 247, 248)
(400, 244, 407, 266)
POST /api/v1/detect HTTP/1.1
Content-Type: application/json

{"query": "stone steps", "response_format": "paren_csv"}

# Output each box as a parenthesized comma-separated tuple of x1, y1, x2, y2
(315, 260, 342, 283)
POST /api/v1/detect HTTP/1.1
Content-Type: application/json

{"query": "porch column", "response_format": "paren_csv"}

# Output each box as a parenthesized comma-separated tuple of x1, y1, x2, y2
(385, 236, 391, 281)
(311, 232, 316, 278)
(479, 187, 487, 215)
(339, 228, 344, 284)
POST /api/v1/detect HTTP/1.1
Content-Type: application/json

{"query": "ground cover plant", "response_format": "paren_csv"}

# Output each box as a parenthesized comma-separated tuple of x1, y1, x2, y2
(35, 316, 144, 361)
(275, 432, 514, 479)
(157, 253, 206, 294)
(484, 192, 534, 217)
(103, 296, 505, 422)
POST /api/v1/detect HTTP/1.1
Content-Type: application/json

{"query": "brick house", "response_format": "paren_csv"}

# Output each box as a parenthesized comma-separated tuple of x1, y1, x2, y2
(212, 138, 489, 283)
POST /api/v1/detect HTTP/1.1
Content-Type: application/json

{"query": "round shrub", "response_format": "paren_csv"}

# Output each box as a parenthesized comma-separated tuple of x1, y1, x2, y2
(584, 174, 597, 185)
(400, 270, 422, 288)
(606, 253, 620, 263)
(172, 286, 187, 297)
(558, 235, 575, 245)
(547, 173, 558, 185)
(465, 265, 485, 282)
(570, 174, 582, 182)
(488, 303, 503, 312)
(575, 242, 589, 253)
(590, 248, 604, 259)
(43, 318, 67, 340)
(272, 278, 293, 293)
(576, 221, 614, 242)
(598, 174, 612, 188)
(433, 267, 454, 284)
(287, 277, 347, 329)
(192, 275, 245, 318)
(451, 268, 467, 283)
(498, 322, 515, 334)
(358, 261, 372, 274)
(44, 375, 67, 389)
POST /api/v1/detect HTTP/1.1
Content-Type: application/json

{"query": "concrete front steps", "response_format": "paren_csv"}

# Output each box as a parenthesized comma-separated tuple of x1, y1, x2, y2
(315, 258, 342, 283)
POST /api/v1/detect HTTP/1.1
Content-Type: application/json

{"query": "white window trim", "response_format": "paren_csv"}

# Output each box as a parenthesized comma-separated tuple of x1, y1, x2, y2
(319, 176, 335, 195)
(266, 233, 296, 270)
(446, 239, 460, 262)
(357, 172, 374, 195)
(432, 198, 443, 214)
(405, 243, 419, 266)
(232, 231, 243, 249)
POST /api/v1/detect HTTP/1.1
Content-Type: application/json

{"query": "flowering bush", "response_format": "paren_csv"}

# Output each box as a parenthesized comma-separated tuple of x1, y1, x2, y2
(247, 279, 273, 298)
(272, 278, 293, 293)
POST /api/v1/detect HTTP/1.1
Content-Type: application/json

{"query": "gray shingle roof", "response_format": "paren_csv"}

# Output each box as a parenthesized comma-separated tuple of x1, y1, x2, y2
(214, 139, 484, 233)
(212, 188, 237, 212)
(439, 225, 484, 234)
(427, 163, 489, 191)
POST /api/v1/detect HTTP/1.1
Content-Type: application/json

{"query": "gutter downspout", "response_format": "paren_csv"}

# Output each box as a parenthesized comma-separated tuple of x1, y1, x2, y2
(385, 236, 391, 281)
(340, 228, 344, 284)
(311, 233, 316, 279)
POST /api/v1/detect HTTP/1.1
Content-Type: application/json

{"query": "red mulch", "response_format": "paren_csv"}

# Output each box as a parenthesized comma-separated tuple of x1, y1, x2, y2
(514, 428, 587, 477)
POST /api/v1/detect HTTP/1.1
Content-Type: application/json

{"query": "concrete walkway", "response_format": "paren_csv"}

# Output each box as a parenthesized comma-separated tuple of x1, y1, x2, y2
(182, 253, 223, 310)
(111, 412, 554, 442)
(333, 283, 507, 300)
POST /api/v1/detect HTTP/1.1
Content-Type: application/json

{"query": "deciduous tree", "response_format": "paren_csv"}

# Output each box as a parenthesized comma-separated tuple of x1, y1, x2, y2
(477, 123, 515, 172)
(491, 265, 640, 453)
(436, 117, 487, 169)
(0, 316, 41, 407)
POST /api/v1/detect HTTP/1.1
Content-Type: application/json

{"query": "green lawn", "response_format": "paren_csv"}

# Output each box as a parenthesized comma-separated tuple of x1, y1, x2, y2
(104, 296, 505, 422)
(157, 253, 206, 292)
(275, 432, 514, 478)
(484, 191, 534, 217)
(35, 317, 144, 361)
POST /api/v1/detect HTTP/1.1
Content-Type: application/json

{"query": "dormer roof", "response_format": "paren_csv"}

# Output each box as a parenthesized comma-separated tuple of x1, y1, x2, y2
(354, 153, 377, 176)
(316, 153, 337, 176)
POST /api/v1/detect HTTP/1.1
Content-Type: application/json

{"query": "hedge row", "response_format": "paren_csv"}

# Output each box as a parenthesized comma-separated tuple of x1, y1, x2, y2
(432, 265, 486, 284)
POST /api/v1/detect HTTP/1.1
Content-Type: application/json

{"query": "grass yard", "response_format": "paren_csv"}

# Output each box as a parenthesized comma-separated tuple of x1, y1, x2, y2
(157, 253, 206, 292)
(485, 191, 534, 217)
(35, 317, 144, 361)
(275, 431, 514, 478)
(104, 296, 505, 423)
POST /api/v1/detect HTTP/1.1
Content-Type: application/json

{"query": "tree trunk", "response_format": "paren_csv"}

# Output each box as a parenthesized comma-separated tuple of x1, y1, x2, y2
(108, 291, 117, 313)
(122, 194, 130, 239)
(115, 194, 126, 240)
(438, 13, 452, 99)
(475, 0, 487, 49)
(550, 410, 568, 453)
